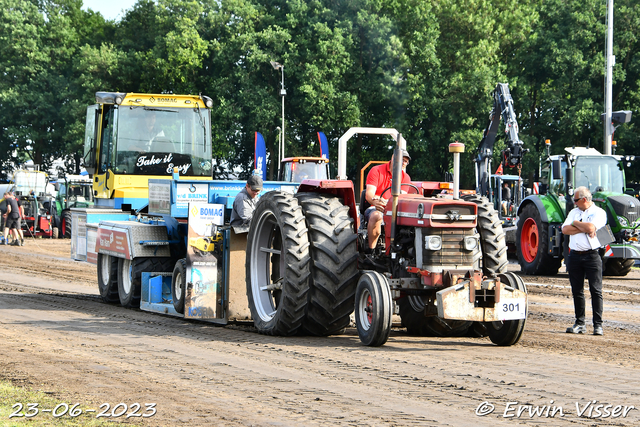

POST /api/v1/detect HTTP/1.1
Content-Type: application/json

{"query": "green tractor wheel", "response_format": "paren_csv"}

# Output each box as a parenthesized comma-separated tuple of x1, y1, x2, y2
(516, 204, 562, 275)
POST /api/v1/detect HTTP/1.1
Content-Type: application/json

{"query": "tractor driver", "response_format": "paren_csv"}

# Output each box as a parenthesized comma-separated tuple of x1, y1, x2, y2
(364, 149, 411, 254)
(131, 113, 166, 152)
(501, 182, 511, 215)
(230, 175, 263, 228)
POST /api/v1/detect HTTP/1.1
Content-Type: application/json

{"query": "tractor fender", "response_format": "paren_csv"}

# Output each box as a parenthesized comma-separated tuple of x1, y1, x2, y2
(517, 196, 549, 223)
(297, 180, 358, 227)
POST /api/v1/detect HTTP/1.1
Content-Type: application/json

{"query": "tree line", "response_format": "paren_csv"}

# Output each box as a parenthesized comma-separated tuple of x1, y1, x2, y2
(1, 0, 638, 190)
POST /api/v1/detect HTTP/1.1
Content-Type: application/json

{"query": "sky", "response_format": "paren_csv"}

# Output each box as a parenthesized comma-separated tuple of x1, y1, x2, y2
(82, 0, 138, 21)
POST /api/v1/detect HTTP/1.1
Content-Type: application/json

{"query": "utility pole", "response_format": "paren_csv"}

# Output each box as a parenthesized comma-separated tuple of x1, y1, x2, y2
(604, 0, 614, 155)
(270, 61, 286, 167)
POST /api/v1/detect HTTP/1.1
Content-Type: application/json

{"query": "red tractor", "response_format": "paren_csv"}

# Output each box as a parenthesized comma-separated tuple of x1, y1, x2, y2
(245, 128, 527, 346)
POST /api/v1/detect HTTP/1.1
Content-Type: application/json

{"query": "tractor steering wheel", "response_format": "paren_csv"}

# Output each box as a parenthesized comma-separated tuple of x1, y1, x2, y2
(380, 183, 421, 197)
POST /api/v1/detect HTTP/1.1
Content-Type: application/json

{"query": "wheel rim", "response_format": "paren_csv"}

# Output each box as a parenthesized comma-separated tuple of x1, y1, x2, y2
(250, 209, 284, 322)
(122, 259, 133, 294)
(520, 217, 539, 263)
(100, 255, 110, 283)
(358, 288, 373, 331)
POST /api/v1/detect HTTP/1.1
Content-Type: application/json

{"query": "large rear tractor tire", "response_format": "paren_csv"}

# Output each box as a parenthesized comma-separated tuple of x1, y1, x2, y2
(172, 258, 187, 313)
(355, 271, 392, 346)
(516, 203, 561, 275)
(463, 194, 508, 276)
(246, 191, 311, 336)
(398, 295, 471, 337)
(603, 258, 634, 277)
(118, 257, 173, 308)
(486, 272, 527, 346)
(295, 193, 359, 336)
(62, 210, 72, 239)
(97, 253, 119, 303)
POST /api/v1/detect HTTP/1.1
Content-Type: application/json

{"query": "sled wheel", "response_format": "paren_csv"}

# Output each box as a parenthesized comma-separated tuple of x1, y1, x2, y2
(97, 253, 119, 303)
(62, 210, 72, 239)
(118, 257, 173, 308)
(172, 258, 187, 313)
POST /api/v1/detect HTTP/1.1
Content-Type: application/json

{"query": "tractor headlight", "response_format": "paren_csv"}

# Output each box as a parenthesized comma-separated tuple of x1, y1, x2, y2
(464, 236, 479, 251)
(425, 236, 442, 251)
(618, 216, 629, 227)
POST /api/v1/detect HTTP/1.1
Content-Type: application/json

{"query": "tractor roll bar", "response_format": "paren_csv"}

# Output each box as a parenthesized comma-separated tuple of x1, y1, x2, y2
(337, 128, 407, 180)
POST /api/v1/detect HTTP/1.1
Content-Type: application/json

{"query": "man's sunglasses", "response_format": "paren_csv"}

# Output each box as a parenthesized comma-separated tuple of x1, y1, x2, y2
(573, 197, 584, 202)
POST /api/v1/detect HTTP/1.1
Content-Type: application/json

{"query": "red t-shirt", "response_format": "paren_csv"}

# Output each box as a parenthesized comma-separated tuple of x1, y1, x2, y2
(366, 161, 411, 199)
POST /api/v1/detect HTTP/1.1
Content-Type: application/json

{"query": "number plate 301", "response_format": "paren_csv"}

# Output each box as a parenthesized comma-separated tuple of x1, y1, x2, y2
(496, 298, 527, 320)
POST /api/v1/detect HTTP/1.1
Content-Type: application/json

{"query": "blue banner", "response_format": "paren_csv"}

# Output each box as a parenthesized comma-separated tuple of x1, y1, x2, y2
(317, 131, 329, 159)
(254, 132, 267, 180)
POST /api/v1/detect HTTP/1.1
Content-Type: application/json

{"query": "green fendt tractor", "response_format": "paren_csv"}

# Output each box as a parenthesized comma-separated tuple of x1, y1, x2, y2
(54, 174, 94, 238)
(516, 135, 640, 276)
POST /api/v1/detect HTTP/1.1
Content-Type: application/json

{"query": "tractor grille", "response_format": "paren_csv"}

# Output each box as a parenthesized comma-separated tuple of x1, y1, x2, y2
(421, 228, 480, 269)
(430, 204, 476, 226)
(608, 195, 640, 224)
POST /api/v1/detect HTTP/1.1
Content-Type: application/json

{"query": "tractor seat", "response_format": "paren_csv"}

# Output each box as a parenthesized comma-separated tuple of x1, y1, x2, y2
(360, 189, 371, 216)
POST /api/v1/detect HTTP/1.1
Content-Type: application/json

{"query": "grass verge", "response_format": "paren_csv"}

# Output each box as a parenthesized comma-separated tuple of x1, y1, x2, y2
(0, 380, 137, 426)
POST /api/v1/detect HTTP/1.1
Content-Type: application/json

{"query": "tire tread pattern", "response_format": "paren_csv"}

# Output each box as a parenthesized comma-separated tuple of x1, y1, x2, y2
(97, 254, 119, 303)
(487, 272, 527, 346)
(603, 258, 634, 276)
(463, 194, 508, 276)
(63, 211, 72, 239)
(296, 193, 359, 336)
(355, 271, 392, 346)
(118, 256, 174, 308)
(246, 192, 311, 336)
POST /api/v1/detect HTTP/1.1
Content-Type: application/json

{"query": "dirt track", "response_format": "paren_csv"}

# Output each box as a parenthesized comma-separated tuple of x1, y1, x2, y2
(1, 239, 640, 425)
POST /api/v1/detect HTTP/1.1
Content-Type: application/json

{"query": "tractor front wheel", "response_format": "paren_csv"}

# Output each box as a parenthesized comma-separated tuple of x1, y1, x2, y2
(486, 272, 527, 346)
(355, 271, 392, 346)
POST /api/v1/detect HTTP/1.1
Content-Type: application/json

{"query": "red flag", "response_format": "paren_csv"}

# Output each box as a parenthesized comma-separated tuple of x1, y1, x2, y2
(495, 163, 503, 175)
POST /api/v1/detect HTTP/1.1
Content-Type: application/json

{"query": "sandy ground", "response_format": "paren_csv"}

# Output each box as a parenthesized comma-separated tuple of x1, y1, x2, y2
(1, 239, 640, 426)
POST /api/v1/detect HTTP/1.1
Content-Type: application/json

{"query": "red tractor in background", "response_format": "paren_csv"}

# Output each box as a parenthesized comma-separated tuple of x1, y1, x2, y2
(12, 167, 59, 239)
(245, 127, 527, 346)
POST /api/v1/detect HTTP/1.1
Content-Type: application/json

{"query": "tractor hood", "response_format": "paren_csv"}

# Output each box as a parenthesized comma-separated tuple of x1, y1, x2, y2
(385, 195, 477, 229)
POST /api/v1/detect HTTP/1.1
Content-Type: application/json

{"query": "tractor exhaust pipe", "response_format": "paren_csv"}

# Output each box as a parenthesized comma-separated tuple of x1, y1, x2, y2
(390, 133, 405, 248)
(449, 142, 465, 199)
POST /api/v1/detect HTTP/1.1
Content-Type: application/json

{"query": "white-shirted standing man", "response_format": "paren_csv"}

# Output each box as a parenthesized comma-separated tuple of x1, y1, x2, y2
(561, 186, 607, 336)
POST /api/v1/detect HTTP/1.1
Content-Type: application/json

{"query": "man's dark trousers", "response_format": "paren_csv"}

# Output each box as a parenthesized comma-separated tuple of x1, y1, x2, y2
(567, 250, 603, 327)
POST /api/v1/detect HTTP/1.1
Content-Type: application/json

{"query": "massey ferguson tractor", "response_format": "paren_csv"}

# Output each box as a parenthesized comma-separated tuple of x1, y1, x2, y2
(80, 119, 526, 347)
(245, 127, 527, 346)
